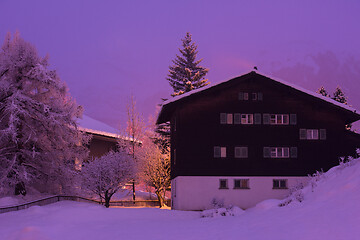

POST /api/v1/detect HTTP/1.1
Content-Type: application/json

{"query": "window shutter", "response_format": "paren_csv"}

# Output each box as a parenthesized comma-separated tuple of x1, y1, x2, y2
(263, 147, 270, 158)
(234, 113, 241, 124)
(290, 147, 297, 158)
(263, 114, 270, 125)
(254, 113, 261, 124)
(214, 147, 221, 158)
(227, 114, 233, 124)
(244, 93, 249, 100)
(220, 113, 227, 124)
(290, 114, 297, 125)
(299, 129, 307, 139)
(238, 92, 244, 100)
(258, 92, 263, 101)
(235, 147, 241, 158)
(320, 129, 326, 140)
(241, 147, 248, 158)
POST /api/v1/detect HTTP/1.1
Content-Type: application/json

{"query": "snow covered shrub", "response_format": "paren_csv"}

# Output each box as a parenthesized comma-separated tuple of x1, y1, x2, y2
(279, 182, 306, 207)
(0, 32, 88, 195)
(210, 197, 224, 209)
(80, 151, 135, 208)
(201, 206, 244, 218)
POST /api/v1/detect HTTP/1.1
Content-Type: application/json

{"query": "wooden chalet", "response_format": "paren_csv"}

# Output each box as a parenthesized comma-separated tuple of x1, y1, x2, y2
(157, 70, 360, 210)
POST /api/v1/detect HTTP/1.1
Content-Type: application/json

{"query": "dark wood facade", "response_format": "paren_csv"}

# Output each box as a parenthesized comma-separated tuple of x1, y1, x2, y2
(157, 71, 360, 179)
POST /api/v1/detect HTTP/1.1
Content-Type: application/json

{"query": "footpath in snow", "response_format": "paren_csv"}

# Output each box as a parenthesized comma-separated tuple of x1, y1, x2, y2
(1, 158, 360, 240)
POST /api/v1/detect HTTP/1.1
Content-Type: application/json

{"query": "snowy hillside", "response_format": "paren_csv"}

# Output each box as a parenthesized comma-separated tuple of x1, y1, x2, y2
(1, 158, 360, 240)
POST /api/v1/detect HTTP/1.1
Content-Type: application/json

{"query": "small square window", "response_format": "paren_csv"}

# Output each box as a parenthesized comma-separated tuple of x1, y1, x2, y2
(244, 93, 249, 100)
(273, 179, 287, 189)
(252, 93, 257, 100)
(219, 179, 228, 189)
(234, 179, 249, 189)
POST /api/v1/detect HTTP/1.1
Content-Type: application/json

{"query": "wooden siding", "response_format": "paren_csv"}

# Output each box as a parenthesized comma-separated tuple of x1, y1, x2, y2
(170, 74, 359, 178)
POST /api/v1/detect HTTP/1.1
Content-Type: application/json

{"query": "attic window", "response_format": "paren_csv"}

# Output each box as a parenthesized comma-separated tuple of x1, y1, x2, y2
(239, 92, 249, 101)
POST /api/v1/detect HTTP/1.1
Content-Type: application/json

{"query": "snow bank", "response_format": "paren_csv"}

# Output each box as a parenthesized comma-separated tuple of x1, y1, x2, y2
(1, 158, 360, 240)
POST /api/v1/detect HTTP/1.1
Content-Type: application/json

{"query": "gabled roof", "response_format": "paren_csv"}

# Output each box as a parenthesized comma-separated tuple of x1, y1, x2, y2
(157, 70, 360, 124)
(78, 115, 120, 139)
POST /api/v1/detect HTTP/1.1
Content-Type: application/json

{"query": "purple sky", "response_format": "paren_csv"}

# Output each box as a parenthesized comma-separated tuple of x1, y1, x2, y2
(1, 1, 360, 129)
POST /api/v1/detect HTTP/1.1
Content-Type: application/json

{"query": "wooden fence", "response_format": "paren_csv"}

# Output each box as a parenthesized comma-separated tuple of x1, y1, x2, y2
(0, 195, 171, 214)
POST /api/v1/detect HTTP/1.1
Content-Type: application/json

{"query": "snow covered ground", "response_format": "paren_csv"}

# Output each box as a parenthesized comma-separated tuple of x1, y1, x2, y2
(1, 158, 360, 240)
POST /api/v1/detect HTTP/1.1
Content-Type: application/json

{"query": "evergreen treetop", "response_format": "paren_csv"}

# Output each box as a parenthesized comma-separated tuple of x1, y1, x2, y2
(167, 32, 209, 97)
(317, 86, 329, 97)
(332, 86, 347, 104)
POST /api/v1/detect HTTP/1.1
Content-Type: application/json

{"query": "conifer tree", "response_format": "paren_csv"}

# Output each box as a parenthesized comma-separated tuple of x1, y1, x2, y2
(167, 32, 209, 97)
(317, 86, 329, 97)
(332, 86, 347, 104)
(157, 33, 210, 146)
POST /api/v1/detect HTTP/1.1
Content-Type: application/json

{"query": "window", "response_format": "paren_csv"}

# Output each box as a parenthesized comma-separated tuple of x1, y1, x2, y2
(227, 114, 233, 124)
(273, 179, 287, 189)
(254, 113, 262, 124)
(221, 147, 226, 158)
(235, 147, 248, 158)
(241, 114, 253, 124)
(300, 129, 325, 140)
(252, 93, 257, 100)
(234, 179, 249, 189)
(270, 114, 289, 125)
(307, 129, 319, 140)
(219, 179, 228, 189)
(239, 92, 249, 101)
(215, 146, 226, 158)
(244, 93, 249, 100)
(264, 147, 290, 158)
(290, 114, 297, 125)
(257, 92, 263, 101)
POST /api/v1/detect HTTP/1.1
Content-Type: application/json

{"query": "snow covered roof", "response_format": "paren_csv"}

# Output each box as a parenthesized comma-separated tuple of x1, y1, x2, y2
(164, 70, 358, 112)
(158, 70, 359, 123)
(77, 115, 122, 139)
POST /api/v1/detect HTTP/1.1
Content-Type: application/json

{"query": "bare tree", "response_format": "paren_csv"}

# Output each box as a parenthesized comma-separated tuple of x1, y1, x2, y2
(80, 151, 135, 208)
(118, 95, 145, 201)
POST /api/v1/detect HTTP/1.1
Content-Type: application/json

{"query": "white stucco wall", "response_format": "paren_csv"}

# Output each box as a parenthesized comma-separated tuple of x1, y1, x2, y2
(171, 176, 309, 210)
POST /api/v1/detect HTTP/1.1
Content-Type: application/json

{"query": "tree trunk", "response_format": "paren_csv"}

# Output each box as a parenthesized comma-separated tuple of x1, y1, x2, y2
(155, 190, 165, 208)
(104, 191, 111, 208)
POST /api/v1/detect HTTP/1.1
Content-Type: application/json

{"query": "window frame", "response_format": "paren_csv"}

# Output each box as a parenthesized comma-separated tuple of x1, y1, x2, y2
(235, 146, 248, 158)
(234, 179, 250, 189)
(269, 147, 290, 158)
(219, 179, 228, 189)
(241, 114, 254, 124)
(273, 179, 288, 189)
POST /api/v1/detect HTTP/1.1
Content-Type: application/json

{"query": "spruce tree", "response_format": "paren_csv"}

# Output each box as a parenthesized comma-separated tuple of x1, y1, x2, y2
(332, 86, 347, 104)
(167, 32, 209, 96)
(317, 86, 329, 97)
(157, 33, 209, 147)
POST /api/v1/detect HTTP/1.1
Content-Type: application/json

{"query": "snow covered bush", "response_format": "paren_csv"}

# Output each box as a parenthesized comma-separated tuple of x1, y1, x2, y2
(80, 151, 135, 208)
(201, 206, 244, 218)
(0, 32, 88, 196)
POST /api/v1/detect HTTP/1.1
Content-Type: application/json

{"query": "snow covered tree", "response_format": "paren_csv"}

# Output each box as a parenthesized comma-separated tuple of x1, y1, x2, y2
(0, 32, 88, 195)
(138, 127, 171, 207)
(118, 95, 145, 201)
(80, 151, 135, 208)
(332, 86, 347, 104)
(316, 86, 329, 97)
(167, 32, 209, 97)
(157, 33, 210, 146)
